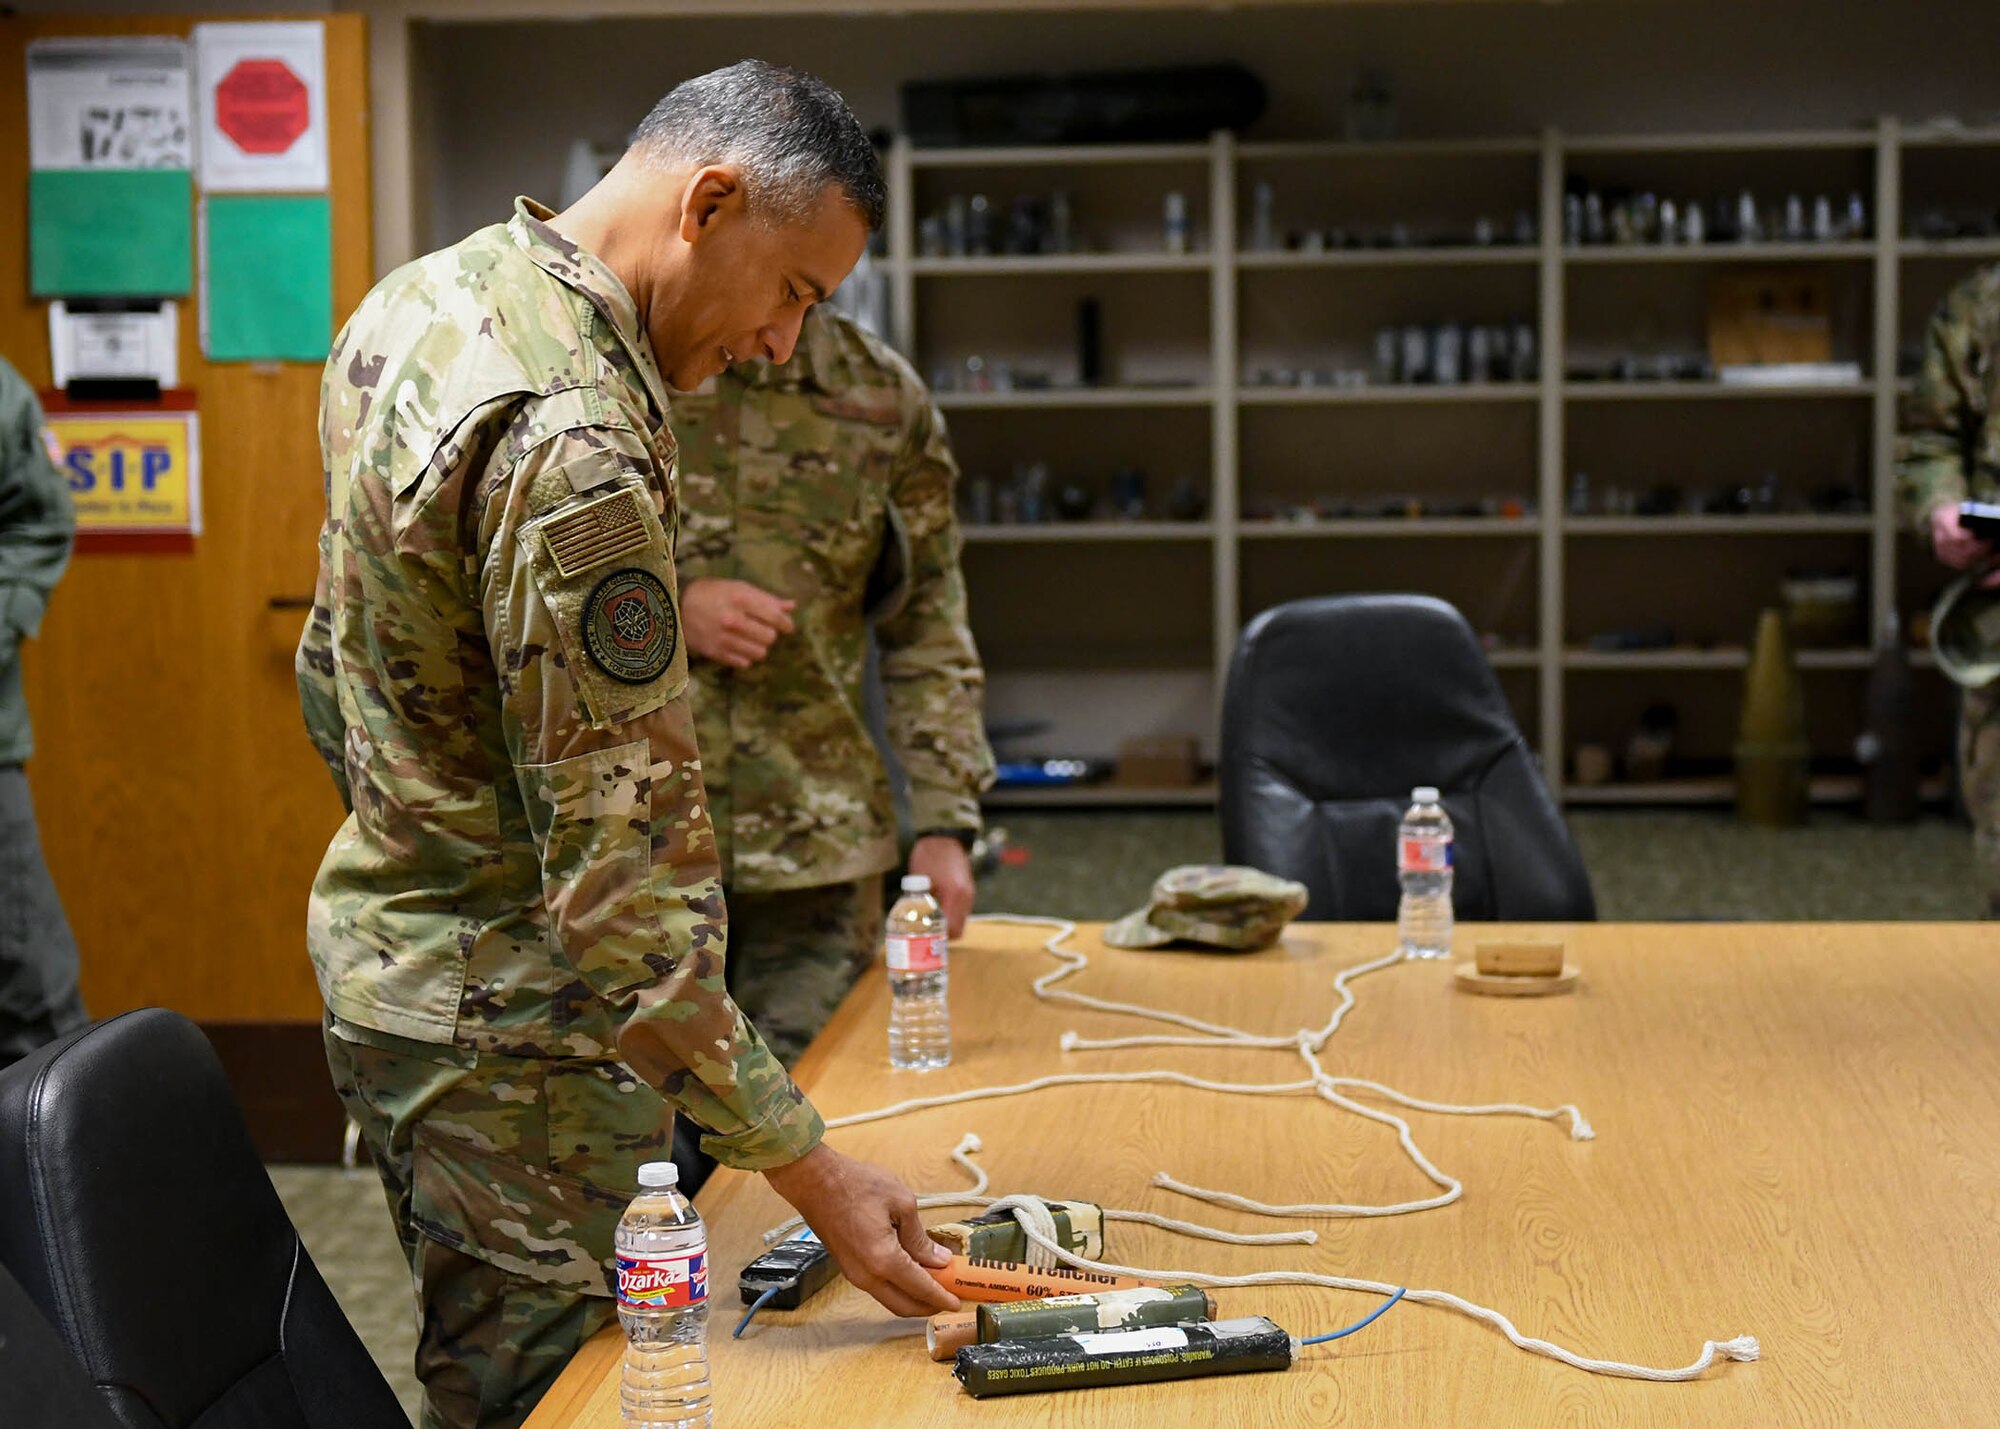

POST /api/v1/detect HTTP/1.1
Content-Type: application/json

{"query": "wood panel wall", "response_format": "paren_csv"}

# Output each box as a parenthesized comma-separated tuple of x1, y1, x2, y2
(2, 13, 371, 1026)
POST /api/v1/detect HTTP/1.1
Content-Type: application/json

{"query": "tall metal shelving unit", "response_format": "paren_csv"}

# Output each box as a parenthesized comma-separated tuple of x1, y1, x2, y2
(884, 122, 2000, 807)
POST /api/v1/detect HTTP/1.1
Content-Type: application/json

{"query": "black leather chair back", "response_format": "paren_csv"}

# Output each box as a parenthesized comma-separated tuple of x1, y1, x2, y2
(1220, 594, 1596, 922)
(0, 1256, 122, 1429)
(0, 1010, 408, 1429)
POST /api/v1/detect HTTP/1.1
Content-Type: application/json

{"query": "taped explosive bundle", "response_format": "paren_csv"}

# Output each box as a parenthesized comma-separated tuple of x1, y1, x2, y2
(920, 1205, 1192, 1359)
(928, 1284, 1219, 1359)
(909, 1198, 1404, 1397)
(918, 1203, 1314, 1396)
(928, 1201, 1104, 1263)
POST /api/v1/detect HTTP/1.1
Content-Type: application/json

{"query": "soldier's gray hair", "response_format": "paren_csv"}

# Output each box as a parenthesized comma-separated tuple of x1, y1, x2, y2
(632, 60, 885, 232)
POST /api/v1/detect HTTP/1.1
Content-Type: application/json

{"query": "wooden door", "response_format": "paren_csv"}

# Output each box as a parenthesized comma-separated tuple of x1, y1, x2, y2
(2, 15, 372, 1149)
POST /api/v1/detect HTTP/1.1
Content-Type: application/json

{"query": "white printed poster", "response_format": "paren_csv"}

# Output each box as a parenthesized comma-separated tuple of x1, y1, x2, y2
(193, 21, 328, 192)
(49, 302, 181, 388)
(26, 37, 194, 170)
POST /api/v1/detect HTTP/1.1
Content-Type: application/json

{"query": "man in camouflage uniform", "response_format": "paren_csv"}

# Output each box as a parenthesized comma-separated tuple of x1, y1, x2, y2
(1897, 263, 2000, 915)
(669, 304, 993, 1066)
(297, 64, 956, 1429)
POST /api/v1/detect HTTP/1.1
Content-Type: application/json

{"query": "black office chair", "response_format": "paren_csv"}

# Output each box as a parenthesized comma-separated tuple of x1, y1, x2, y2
(0, 1256, 122, 1429)
(0, 1010, 408, 1429)
(1220, 594, 1595, 922)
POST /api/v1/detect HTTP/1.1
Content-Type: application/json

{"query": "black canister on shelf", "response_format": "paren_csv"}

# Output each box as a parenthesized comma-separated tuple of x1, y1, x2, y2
(1078, 298, 1102, 387)
(1109, 468, 1148, 519)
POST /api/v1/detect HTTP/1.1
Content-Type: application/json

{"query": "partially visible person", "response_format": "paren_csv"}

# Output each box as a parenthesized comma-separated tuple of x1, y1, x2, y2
(1897, 263, 2000, 914)
(0, 355, 84, 1068)
(671, 304, 993, 1067)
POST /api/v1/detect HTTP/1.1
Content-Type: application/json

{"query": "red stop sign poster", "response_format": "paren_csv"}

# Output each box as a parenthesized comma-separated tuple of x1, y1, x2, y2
(195, 21, 327, 190)
(214, 59, 309, 155)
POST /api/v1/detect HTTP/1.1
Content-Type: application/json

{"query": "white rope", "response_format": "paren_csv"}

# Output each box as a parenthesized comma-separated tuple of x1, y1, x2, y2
(1058, 944, 1406, 1053)
(982, 1193, 1064, 1271)
(1104, 1208, 1314, 1248)
(978, 1192, 1321, 1272)
(1009, 912, 1296, 1047)
(1328, 1074, 1595, 1142)
(999, 1207, 1758, 1383)
(760, 1131, 1316, 1253)
(822, 1068, 1319, 1130)
(925, 1131, 990, 1203)
(786, 913, 1758, 1383)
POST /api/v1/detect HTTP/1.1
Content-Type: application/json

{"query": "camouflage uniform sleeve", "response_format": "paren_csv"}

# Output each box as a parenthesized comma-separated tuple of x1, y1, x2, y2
(1896, 274, 1992, 534)
(476, 424, 823, 1170)
(297, 355, 351, 808)
(294, 560, 349, 809)
(873, 384, 995, 834)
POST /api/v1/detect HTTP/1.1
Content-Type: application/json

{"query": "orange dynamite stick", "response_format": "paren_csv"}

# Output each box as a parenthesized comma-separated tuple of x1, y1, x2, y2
(926, 1255, 1154, 1304)
(926, 1311, 980, 1361)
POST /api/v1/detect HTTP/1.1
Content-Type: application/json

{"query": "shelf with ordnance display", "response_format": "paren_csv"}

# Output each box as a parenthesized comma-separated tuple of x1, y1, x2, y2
(896, 122, 1970, 803)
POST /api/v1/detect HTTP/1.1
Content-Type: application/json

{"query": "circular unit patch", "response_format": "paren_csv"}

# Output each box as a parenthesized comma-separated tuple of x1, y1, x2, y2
(582, 568, 678, 684)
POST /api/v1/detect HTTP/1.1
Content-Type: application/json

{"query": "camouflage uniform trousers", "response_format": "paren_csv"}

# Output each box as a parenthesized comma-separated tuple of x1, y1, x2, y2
(323, 1020, 673, 1429)
(721, 877, 884, 1067)
(1964, 681, 2000, 917)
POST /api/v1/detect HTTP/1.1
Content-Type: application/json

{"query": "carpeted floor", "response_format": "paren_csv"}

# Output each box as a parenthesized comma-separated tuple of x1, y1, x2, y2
(268, 1165, 424, 1420)
(978, 808, 1992, 922)
(271, 807, 1990, 1421)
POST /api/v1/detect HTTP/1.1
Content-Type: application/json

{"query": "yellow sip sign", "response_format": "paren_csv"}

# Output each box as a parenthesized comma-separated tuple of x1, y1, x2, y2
(44, 403, 202, 536)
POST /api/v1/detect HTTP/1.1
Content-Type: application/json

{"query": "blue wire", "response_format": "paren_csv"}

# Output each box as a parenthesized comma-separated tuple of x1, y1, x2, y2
(1298, 1287, 1407, 1346)
(732, 1286, 780, 1339)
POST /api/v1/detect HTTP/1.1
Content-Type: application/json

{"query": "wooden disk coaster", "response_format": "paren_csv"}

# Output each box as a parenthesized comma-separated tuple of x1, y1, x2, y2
(1454, 961, 1581, 997)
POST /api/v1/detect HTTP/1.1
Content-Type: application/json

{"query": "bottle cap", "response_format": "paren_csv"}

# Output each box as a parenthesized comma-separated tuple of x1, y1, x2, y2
(637, 1161, 679, 1190)
(1412, 786, 1440, 803)
(901, 874, 933, 893)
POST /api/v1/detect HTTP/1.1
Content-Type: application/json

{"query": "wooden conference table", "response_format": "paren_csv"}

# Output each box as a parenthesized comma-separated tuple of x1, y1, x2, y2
(525, 921, 2000, 1427)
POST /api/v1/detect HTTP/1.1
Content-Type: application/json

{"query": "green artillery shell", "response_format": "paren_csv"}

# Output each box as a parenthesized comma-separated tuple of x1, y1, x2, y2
(976, 1285, 1215, 1345)
(953, 1316, 1293, 1398)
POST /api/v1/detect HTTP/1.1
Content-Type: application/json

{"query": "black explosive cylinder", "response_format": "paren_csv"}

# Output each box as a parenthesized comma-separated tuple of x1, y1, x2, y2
(954, 1316, 1293, 1398)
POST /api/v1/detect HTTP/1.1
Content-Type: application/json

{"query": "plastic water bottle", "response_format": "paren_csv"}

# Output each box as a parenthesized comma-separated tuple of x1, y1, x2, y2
(616, 1161, 711, 1428)
(1397, 786, 1455, 960)
(886, 873, 951, 1069)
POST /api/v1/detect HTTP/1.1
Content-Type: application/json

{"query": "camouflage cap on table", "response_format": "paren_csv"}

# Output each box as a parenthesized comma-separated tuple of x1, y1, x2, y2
(1102, 865, 1310, 952)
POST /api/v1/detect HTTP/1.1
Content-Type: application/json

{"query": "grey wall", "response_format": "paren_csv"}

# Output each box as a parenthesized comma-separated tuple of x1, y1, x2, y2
(423, 0, 1994, 245)
(14, 1, 333, 12)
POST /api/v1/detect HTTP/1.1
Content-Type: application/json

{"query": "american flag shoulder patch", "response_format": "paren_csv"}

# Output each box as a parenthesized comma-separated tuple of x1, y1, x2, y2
(542, 488, 651, 578)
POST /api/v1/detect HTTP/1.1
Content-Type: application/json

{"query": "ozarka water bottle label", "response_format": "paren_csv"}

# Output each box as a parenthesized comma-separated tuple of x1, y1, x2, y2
(887, 933, 947, 972)
(1399, 836, 1452, 874)
(617, 1249, 708, 1309)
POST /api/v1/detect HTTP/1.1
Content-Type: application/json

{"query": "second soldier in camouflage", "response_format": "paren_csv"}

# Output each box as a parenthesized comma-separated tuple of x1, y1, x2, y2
(670, 304, 994, 1065)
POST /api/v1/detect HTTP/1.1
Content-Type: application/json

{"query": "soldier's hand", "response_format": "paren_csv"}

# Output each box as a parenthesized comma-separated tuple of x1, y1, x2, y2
(1930, 503, 1993, 572)
(909, 836, 976, 938)
(683, 578, 796, 669)
(762, 1143, 959, 1317)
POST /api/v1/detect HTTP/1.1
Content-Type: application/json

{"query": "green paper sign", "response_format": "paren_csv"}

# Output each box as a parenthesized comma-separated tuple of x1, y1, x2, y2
(201, 193, 333, 362)
(30, 168, 194, 297)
